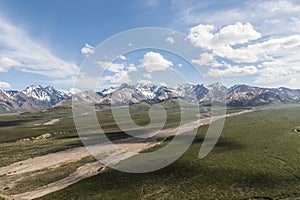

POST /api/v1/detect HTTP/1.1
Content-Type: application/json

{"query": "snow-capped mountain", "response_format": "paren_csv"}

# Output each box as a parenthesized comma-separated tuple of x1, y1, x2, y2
(100, 83, 178, 105)
(174, 83, 209, 102)
(0, 85, 71, 112)
(226, 84, 300, 106)
(1, 83, 300, 113)
(22, 85, 71, 105)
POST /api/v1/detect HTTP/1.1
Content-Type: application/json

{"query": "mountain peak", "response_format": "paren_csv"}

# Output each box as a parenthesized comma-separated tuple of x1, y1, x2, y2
(207, 82, 227, 90)
(1, 83, 300, 113)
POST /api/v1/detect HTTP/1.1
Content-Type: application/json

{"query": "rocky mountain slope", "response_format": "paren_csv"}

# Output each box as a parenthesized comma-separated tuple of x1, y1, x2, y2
(1, 83, 300, 112)
(0, 85, 71, 112)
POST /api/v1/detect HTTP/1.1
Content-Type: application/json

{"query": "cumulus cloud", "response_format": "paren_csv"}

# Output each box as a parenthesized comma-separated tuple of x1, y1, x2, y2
(215, 22, 262, 46)
(166, 37, 175, 44)
(97, 52, 174, 85)
(165, 0, 300, 88)
(192, 53, 215, 66)
(97, 62, 137, 73)
(187, 22, 261, 50)
(215, 34, 300, 63)
(187, 21, 300, 87)
(97, 62, 125, 73)
(0, 81, 10, 88)
(127, 63, 137, 72)
(81, 43, 95, 55)
(177, 63, 183, 67)
(208, 65, 257, 77)
(186, 16, 300, 83)
(97, 61, 137, 84)
(187, 24, 215, 49)
(103, 71, 131, 84)
(187, 22, 283, 64)
(0, 17, 78, 78)
(140, 51, 173, 72)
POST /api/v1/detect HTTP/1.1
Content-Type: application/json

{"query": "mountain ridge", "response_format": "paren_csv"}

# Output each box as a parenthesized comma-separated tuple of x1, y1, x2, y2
(1, 83, 300, 113)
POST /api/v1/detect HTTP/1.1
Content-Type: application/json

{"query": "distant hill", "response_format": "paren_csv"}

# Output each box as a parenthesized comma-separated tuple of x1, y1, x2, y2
(1, 83, 300, 113)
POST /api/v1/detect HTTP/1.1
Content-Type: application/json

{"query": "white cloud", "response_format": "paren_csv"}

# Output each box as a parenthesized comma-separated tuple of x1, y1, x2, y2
(143, 73, 152, 79)
(127, 63, 137, 72)
(254, 0, 300, 13)
(97, 62, 124, 73)
(254, 50, 300, 88)
(0, 57, 21, 72)
(103, 71, 131, 84)
(70, 87, 82, 94)
(207, 64, 258, 77)
(118, 55, 126, 60)
(0, 81, 10, 88)
(177, 63, 183, 67)
(187, 21, 300, 87)
(211, 34, 300, 63)
(0, 17, 78, 78)
(214, 22, 262, 46)
(166, 37, 175, 44)
(187, 24, 215, 49)
(187, 22, 261, 50)
(176, 0, 300, 35)
(172, 1, 300, 88)
(97, 61, 137, 84)
(192, 53, 214, 66)
(81, 43, 95, 55)
(97, 62, 137, 73)
(140, 51, 173, 72)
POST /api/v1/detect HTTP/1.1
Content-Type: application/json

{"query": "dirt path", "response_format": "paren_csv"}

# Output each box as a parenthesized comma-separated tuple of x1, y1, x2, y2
(43, 118, 61, 125)
(13, 161, 104, 200)
(1, 109, 253, 199)
(0, 147, 90, 176)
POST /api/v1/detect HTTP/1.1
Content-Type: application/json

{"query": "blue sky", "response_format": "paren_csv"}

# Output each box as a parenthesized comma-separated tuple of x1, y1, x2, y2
(0, 0, 299, 90)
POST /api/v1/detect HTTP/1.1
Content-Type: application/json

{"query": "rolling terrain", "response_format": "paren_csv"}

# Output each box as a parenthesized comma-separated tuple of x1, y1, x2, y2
(0, 100, 249, 199)
(0, 96, 299, 199)
(38, 105, 300, 200)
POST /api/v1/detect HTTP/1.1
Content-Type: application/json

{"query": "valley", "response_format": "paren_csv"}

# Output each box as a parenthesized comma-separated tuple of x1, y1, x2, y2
(1, 1, 300, 199)
(38, 105, 300, 200)
(0, 101, 299, 199)
(0, 100, 244, 198)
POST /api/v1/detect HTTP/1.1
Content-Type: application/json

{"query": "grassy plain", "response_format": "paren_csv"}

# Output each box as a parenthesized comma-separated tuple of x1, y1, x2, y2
(2, 101, 298, 199)
(37, 105, 300, 200)
(0, 100, 209, 166)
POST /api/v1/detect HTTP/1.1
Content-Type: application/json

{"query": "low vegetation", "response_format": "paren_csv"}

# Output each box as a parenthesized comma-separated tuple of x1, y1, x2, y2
(38, 106, 300, 200)
(2, 156, 96, 195)
(0, 101, 217, 166)
(0, 101, 276, 199)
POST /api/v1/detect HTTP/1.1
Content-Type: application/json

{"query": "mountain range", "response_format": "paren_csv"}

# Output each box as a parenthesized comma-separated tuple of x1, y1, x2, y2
(1, 83, 300, 113)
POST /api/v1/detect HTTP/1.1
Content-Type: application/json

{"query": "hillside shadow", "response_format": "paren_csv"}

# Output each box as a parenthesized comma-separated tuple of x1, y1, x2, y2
(49, 159, 300, 200)
(67, 129, 245, 155)
(0, 119, 34, 127)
